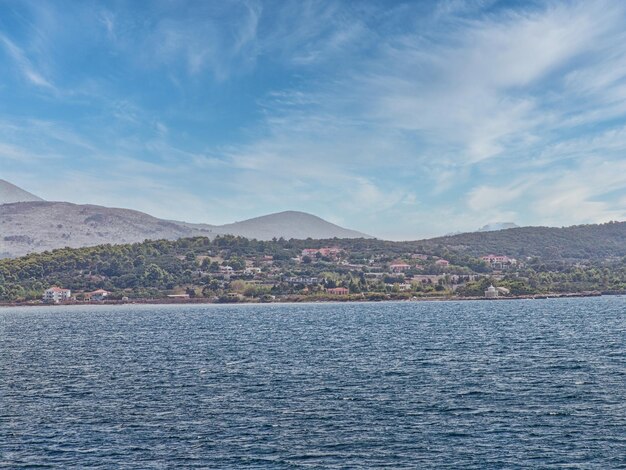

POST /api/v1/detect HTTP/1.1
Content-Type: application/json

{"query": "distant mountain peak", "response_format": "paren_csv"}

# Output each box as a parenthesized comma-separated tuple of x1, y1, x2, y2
(477, 222, 519, 232)
(0, 179, 43, 204)
(217, 210, 372, 240)
(444, 222, 520, 236)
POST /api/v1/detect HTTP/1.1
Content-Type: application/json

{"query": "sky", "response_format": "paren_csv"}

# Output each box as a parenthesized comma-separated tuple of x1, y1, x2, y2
(1, 0, 625, 240)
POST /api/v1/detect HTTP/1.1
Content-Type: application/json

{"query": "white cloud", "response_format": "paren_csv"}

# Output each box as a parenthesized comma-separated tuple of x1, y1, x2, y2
(467, 180, 535, 213)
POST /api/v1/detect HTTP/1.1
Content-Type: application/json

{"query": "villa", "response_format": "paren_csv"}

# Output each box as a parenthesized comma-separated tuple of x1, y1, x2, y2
(302, 247, 342, 257)
(43, 287, 71, 304)
(326, 287, 349, 295)
(482, 255, 517, 269)
(389, 262, 411, 273)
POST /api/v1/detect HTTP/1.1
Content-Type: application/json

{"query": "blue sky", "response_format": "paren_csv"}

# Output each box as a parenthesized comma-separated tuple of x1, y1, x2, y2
(1, 0, 625, 239)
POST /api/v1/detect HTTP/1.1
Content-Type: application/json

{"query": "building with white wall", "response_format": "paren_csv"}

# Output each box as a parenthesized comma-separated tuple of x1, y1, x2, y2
(43, 287, 71, 303)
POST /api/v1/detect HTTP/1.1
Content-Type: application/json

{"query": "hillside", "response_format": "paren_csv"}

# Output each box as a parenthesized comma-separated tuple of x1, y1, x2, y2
(423, 222, 626, 260)
(0, 179, 43, 204)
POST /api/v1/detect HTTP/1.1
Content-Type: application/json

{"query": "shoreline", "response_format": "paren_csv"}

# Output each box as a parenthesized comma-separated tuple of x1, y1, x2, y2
(0, 290, 611, 309)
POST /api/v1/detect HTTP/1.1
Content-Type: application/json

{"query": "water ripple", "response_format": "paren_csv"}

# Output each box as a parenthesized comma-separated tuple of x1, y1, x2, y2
(1, 297, 625, 468)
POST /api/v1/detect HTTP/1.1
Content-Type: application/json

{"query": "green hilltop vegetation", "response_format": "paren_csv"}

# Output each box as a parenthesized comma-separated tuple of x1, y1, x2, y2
(1, 220, 625, 303)
(424, 221, 626, 260)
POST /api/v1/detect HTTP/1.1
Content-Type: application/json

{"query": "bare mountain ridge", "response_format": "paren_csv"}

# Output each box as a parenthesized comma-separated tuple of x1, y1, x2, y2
(217, 211, 367, 240)
(0, 199, 371, 258)
(0, 201, 211, 258)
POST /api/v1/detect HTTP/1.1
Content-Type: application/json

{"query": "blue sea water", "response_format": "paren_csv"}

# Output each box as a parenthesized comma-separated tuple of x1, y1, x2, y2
(1, 297, 625, 469)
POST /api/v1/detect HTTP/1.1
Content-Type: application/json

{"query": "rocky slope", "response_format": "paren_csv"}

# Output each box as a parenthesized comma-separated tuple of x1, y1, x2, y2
(0, 202, 216, 257)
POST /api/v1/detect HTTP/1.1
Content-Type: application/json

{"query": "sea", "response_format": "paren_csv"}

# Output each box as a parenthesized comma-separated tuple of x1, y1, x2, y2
(1, 297, 625, 468)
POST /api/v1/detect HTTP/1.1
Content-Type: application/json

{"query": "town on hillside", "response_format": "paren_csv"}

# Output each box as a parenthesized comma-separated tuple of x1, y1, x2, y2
(37, 249, 522, 303)
(3, 234, 618, 305)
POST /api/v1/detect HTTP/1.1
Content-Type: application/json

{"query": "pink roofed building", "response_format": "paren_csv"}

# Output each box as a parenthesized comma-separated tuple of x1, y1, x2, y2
(389, 262, 411, 273)
(326, 287, 349, 295)
(435, 259, 450, 266)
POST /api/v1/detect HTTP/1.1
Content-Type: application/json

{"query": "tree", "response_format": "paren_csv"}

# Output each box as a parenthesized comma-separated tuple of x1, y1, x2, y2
(145, 264, 167, 282)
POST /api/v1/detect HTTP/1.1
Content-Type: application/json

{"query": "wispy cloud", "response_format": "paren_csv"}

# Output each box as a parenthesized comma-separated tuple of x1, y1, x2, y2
(1, 0, 625, 238)
(0, 33, 54, 89)
(212, 0, 626, 236)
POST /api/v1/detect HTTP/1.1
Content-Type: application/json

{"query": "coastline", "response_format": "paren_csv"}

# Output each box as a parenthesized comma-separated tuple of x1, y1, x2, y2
(0, 290, 609, 309)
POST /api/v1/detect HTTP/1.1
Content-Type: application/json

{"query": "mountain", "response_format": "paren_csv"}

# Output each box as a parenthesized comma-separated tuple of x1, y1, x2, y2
(0, 179, 43, 204)
(0, 201, 370, 258)
(0, 201, 216, 258)
(215, 211, 370, 240)
(477, 222, 520, 232)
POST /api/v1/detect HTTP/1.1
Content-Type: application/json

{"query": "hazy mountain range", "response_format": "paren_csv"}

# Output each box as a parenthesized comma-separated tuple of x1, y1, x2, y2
(3, 179, 622, 261)
(0, 180, 369, 258)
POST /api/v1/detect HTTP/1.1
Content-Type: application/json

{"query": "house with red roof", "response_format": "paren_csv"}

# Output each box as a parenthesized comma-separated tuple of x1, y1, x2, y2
(326, 287, 349, 295)
(389, 262, 411, 273)
(43, 286, 71, 303)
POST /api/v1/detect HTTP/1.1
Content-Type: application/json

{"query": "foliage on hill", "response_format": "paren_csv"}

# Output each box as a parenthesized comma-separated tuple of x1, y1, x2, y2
(0, 234, 499, 296)
(423, 221, 626, 260)
(0, 236, 265, 300)
(1, 221, 625, 302)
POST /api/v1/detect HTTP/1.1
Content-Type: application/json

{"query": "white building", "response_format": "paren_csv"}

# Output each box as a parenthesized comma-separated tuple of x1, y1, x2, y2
(286, 276, 319, 285)
(484, 284, 498, 299)
(43, 287, 72, 303)
(482, 255, 517, 269)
